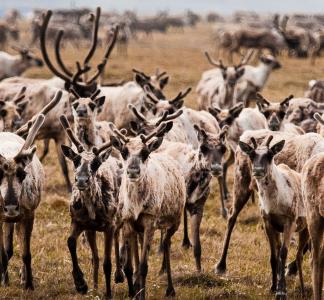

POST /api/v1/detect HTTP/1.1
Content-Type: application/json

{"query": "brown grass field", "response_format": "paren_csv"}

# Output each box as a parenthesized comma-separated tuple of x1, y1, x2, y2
(1, 23, 323, 300)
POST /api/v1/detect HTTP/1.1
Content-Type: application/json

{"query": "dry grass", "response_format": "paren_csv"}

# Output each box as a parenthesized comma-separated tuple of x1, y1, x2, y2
(1, 23, 322, 300)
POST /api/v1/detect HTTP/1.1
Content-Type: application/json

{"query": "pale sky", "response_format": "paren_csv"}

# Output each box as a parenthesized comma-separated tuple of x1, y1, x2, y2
(1, 0, 324, 15)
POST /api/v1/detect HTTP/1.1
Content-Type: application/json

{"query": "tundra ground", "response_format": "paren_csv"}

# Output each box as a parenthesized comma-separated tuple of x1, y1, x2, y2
(1, 24, 322, 299)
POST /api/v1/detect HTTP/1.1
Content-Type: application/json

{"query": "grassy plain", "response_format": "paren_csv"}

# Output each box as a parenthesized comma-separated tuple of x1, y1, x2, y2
(2, 23, 323, 299)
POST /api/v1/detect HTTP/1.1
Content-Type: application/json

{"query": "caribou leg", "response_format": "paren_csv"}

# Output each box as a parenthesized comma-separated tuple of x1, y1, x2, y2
(2, 223, 14, 286)
(215, 156, 252, 274)
(85, 230, 99, 289)
(54, 133, 72, 192)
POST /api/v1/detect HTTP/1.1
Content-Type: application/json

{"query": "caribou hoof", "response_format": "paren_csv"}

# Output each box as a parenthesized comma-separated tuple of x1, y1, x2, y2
(182, 239, 192, 249)
(73, 272, 88, 294)
(165, 286, 176, 297)
(286, 261, 297, 276)
(24, 281, 34, 290)
(221, 208, 228, 219)
(214, 262, 226, 275)
(275, 291, 287, 300)
(114, 269, 124, 283)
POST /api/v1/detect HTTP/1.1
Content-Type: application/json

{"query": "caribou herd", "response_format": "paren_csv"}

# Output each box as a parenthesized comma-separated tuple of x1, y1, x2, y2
(0, 6, 323, 300)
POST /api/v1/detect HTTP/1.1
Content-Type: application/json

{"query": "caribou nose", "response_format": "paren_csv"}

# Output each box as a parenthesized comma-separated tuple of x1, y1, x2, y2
(252, 167, 265, 178)
(3, 204, 20, 217)
(127, 167, 140, 179)
(269, 123, 279, 131)
(36, 59, 44, 67)
(76, 176, 89, 189)
(77, 109, 88, 117)
(211, 164, 223, 177)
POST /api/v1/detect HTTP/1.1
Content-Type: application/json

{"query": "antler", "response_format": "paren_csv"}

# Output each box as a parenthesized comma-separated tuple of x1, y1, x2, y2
(169, 87, 192, 104)
(17, 114, 45, 156)
(60, 115, 85, 153)
(90, 89, 101, 100)
(40, 10, 71, 82)
(54, 30, 73, 77)
(140, 122, 168, 144)
(144, 85, 159, 104)
(108, 123, 129, 143)
(314, 112, 324, 125)
(250, 137, 257, 149)
(13, 86, 27, 104)
(280, 95, 294, 106)
(204, 51, 226, 69)
(265, 135, 274, 148)
(86, 25, 119, 84)
(256, 93, 271, 106)
(83, 7, 100, 67)
(155, 109, 183, 126)
(128, 104, 147, 122)
(15, 90, 63, 135)
(156, 71, 167, 79)
(132, 69, 150, 80)
(236, 49, 254, 68)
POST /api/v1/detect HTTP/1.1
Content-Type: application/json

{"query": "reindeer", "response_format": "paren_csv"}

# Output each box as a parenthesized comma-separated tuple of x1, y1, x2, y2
(160, 125, 229, 271)
(301, 113, 324, 300)
(0, 80, 72, 190)
(256, 93, 305, 134)
(215, 130, 324, 280)
(239, 135, 308, 299)
(0, 86, 28, 132)
(285, 97, 324, 133)
(196, 50, 253, 110)
(0, 47, 43, 81)
(69, 88, 110, 150)
(98, 68, 170, 130)
(234, 54, 281, 107)
(59, 115, 122, 298)
(0, 114, 46, 290)
(110, 123, 186, 299)
(305, 79, 324, 103)
(315, 112, 324, 137)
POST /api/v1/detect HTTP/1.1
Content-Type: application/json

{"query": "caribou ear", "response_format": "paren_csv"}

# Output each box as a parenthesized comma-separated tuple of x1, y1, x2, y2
(147, 137, 163, 153)
(91, 148, 112, 173)
(239, 141, 254, 156)
(95, 96, 106, 109)
(17, 101, 29, 113)
(110, 136, 123, 152)
(134, 74, 147, 88)
(208, 106, 221, 119)
(236, 67, 245, 78)
(159, 76, 169, 89)
(15, 146, 37, 167)
(269, 140, 285, 156)
(194, 124, 207, 142)
(61, 145, 81, 167)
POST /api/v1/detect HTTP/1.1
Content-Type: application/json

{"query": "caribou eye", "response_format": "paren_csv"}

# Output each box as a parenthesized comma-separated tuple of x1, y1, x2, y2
(121, 147, 129, 160)
(89, 102, 96, 111)
(218, 145, 227, 154)
(16, 168, 26, 182)
(200, 145, 209, 155)
(0, 110, 7, 117)
(263, 111, 270, 118)
(278, 111, 286, 119)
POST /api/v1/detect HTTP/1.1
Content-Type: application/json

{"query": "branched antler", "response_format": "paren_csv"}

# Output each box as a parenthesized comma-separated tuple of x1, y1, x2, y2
(60, 115, 85, 153)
